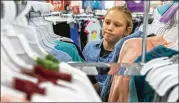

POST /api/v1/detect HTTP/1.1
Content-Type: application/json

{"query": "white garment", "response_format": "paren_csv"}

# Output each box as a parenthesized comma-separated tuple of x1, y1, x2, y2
(85, 20, 101, 42)
(31, 1, 54, 13)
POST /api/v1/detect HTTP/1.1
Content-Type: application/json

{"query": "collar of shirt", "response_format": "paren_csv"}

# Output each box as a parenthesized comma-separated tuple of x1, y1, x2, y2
(86, 39, 114, 63)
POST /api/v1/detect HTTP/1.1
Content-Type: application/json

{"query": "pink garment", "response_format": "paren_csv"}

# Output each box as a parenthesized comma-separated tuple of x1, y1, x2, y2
(1, 94, 28, 102)
(108, 36, 169, 102)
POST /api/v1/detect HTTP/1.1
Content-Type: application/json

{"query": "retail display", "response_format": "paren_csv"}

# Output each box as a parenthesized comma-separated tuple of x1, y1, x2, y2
(1, 0, 178, 102)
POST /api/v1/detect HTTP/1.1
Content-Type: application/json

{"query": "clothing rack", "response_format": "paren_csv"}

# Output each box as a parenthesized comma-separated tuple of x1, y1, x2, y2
(141, 1, 150, 63)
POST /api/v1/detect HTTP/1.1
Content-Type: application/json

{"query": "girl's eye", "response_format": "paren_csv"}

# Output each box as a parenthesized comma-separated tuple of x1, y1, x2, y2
(105, 21, 110, 25)
(115, 23, 120, 27)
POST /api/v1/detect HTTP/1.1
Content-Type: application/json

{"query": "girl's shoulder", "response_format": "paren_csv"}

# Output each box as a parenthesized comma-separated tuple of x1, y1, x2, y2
(85, 40, 103, 48)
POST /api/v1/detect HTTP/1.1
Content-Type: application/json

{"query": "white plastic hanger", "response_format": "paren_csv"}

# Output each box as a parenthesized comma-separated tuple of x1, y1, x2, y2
(29, 3, 55, 51)
(146, 63, 178, 81)
(1, 32, 33, 70)
(1, 1, 16, 25)
(163, 9, 178, 51)
(157, 75, 178, 96)
(150, 5, 172, 36)
(12, 1, 47, 58)
(1, 1, 36, 68)
(146, 64, 178, 86)
(1, 45, 22, 72)
(30, 2, 74, 43)
(167, 86, 179, 102)
(30, 2, 62, 42)
(1, 47, 37, 84)
(2, 26, 36, 65)
(148, 64, 178, 90)
(140, 57, 172, 75)
(1, 58, 38, 86)
(39, 12, 74, 43)
(29, 17, 55, 52)
(11, 24, 47, 58)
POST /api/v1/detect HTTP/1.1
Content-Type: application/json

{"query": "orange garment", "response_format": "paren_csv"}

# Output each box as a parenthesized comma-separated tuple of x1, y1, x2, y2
(108, 36, 168, 102)
(1, 94, 28, 102)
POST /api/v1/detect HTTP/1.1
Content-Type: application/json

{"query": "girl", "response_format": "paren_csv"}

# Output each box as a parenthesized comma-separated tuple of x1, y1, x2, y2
(83, 6, 133, 93)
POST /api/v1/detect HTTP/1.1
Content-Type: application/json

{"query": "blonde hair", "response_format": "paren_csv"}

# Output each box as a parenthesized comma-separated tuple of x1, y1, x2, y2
(105, 6, 133, 34)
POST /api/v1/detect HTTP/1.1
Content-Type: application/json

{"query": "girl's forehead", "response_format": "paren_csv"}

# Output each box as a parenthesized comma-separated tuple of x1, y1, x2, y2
(105, 10, 126, 23)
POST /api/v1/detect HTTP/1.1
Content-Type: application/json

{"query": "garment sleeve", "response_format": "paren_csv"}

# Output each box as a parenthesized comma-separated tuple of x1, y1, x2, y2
(82, 42, 90, 61)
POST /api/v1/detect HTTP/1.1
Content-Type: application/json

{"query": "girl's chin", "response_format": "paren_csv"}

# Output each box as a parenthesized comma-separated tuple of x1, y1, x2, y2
(104, 38, 116, 43)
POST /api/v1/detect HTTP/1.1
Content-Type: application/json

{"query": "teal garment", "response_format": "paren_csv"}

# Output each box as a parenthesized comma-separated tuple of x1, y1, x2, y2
(157, 3, 173, 15)
(129, 45, 179, 102)
(128, 76, 138, 102)
(93, 0, 99, 9)
(174, 0, 179, 2)
(54, 40, 84, 62)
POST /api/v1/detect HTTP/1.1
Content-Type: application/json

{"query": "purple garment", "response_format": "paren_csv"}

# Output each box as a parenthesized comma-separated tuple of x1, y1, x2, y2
(126, 1, 144, 12)
(160, 3, 179, 23)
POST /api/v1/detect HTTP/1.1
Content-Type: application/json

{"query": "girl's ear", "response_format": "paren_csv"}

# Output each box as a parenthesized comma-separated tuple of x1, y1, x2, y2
(126, 27, 132, 35)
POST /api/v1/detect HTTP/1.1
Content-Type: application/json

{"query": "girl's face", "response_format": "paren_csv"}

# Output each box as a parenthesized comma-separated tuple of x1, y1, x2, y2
(102, 10, 131, 44)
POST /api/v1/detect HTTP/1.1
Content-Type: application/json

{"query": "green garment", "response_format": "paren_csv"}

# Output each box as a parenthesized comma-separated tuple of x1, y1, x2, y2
(54, 40, 84, 62)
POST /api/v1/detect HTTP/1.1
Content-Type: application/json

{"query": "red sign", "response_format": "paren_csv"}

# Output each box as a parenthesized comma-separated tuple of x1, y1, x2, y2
(48, 0, 64, 11)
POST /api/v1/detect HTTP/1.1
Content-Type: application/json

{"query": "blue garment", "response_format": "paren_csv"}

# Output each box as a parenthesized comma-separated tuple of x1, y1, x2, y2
(110, 31, 143, 62)
(100, 75, 113, 102)
(83, 0, 93, 8)
(157, 3, 173, 16)
(83, 0, 105, 9)
(93, 0, 99, 9)
(70, 23, 79, 46)
(100, 30, 143, 102)
(49, 48, 72, 62)
(83, 39, 114, 63)
(129, 45, 179, 102)
(83, 39, 113, 83)
(98, 1, 105, 10)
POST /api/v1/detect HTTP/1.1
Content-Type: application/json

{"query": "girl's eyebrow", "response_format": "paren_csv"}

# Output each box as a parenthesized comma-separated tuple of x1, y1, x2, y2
(113, 20, 123, 24)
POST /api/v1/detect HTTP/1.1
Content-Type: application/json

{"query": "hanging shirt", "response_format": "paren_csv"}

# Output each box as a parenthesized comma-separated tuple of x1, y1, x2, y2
(70, 23, 80, 46)
(108, 36, 170, 102)
(126, 1, 144, 12)
(98, 1, 105, 10)
(83, 0, 93, 8)
(130, 45, 179, 102)
(157, 3, 173, 16)
(93, 0, 99, 9)
(85, 20, 101, 42)
(49, 48, 72, 62)
(55, 40, 84, 62)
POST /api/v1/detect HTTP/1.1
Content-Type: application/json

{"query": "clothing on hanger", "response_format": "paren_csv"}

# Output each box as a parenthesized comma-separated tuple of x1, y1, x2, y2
(84, 19, 101, 42)
(108, 35, 173, 102)
(54, 40, 85, 62)
(130, 45, 179, 102)
(49, 48, 72, 62)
